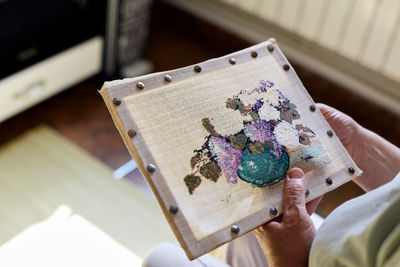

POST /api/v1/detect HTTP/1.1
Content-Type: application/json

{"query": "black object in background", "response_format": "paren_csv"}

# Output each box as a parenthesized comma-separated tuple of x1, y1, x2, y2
(104, 0, 152, 79)
(0, 0, 107, 80)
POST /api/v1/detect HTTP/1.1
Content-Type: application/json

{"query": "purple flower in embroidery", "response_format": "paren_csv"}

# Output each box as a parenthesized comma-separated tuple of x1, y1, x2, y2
(243, 120, 283, 158)
(254, 80, 274, 93)
(243, 120, 274, 143)
(208, 136, 242, 184)
(253, 100, 263, 110)
(278, 91, 290, 105)
(261, 80, 274, 88)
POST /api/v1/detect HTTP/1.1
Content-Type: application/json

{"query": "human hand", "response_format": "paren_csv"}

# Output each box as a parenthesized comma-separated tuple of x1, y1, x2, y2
(253, 168, 322, 267)
(317, 103, 400, 191)
(316, 103, 361, 158)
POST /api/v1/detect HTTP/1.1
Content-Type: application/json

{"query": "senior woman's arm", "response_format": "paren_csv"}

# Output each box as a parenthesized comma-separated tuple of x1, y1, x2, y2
(317, 104, 400, 192)
(254, 104, 400, 266)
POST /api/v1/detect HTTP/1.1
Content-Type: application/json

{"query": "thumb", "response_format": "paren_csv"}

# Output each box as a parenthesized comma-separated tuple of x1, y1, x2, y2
(282, 168, 308, 225)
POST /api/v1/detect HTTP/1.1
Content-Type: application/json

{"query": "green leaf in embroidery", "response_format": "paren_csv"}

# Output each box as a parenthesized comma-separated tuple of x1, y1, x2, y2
(226, 98, 238, 109)
(202, 118, 218, 136)
(229, 133, 247, 151)
(296, 124, 314, 134)
(249, 141, 264, 154)
(264, 140, 274, 150)
(190, 155, 201, 169)
(296, 124, 315, 145)
(238, 102, 250, 115)
(200, 161, 221, 182)
(184, 175, 202, 194)
(302, 126, 315, 135)
(280, 104, 300, 123)
(254, 141, 264, 153)
(226, 97, 252, 115)
(299, 133, 311, 145)
(249, 111, 259, 121)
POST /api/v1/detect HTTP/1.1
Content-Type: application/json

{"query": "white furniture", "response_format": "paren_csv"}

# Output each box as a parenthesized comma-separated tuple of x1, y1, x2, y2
(0, 36, 103, 122)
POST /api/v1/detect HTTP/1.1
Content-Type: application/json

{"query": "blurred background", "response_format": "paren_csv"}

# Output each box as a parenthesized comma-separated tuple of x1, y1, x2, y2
(0, 0, 399, 266)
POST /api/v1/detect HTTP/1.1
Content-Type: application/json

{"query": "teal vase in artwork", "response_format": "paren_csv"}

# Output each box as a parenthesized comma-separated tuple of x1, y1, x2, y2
(237, 145, 289, 187)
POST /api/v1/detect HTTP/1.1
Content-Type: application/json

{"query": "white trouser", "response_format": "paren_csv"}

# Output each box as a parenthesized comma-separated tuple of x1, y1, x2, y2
(142, 213, 324, 267)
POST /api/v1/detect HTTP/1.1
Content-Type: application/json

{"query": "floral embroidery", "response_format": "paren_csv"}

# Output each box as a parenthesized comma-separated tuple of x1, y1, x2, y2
(184, 80, 325, 194)
(208, 136, 242, 184)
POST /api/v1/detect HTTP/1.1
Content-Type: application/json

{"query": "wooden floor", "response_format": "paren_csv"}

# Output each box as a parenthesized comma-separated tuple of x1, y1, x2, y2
(0, 126, 174, 259)
(0, 1, 399, 217)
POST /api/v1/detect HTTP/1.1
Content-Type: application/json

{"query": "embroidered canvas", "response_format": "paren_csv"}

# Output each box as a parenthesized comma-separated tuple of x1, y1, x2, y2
(100, 39, 362, 259)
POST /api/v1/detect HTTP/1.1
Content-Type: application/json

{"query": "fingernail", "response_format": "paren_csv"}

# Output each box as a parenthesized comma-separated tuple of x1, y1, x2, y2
(288, 168, 304, 179)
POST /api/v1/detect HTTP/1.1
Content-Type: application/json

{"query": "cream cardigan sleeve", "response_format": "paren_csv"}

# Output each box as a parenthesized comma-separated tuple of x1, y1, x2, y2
(310, 173, 400, 267)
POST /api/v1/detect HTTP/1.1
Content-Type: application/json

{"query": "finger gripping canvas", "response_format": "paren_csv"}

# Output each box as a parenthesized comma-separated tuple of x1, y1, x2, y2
(100, 39, 361, 260)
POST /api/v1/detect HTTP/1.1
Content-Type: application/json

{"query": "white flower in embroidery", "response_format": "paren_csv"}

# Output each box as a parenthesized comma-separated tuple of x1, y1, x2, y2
(261, 89, 281, 107)
(238, 87, 281, 108)
(274, 121, 300, 148)
(239, 93, 260, 107)
(258, 103, 280, 121)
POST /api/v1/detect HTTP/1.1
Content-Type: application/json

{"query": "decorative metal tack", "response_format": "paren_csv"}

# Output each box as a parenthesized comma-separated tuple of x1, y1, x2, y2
(267, 45, 274, 52)
(327, 130, 334, 137)
(283, 64, 290, 71)
(194, 65, 202, 73)
(269, 207, 278, 215)
(127, 129, 137, 137)
(169, 205, 179, 214)
(309, 105, 316, 112)
(229, 57, 236, 65)
(164, 75, 172, 82)
(305, 188, 310, 197)
(146, 164, 156, 173)
(348, 167, 355, 174)
(326, 177, 333, 185)
(136, 82, 145, 89)
(231, 225, 240, 234)
(113, 97, 121, 105)
(251, 51, 258, 58)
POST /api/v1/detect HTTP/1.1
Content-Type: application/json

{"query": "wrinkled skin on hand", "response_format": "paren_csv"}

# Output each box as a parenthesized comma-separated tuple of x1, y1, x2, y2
(317, 103, 400, 191)
(254, 168, 322, 267)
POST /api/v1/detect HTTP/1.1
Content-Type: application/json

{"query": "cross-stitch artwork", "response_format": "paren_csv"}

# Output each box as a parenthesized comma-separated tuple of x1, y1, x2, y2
(100, 39, 361, 259)
(184, 80, 331, 195)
